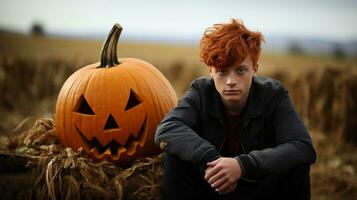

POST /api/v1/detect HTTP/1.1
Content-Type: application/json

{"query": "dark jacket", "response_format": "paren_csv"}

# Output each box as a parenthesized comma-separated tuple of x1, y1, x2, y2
(155, 76, 316, 181)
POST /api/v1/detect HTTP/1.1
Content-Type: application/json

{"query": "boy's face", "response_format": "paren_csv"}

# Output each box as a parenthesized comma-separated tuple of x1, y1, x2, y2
(210, 56, 257, 109)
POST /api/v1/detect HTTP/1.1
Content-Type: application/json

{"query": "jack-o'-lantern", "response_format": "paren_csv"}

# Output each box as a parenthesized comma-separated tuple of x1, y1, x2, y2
(55, 24, 178, 165)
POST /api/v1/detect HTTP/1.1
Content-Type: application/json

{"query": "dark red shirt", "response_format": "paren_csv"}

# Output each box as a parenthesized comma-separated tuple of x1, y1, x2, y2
(221, 111, 244, 157)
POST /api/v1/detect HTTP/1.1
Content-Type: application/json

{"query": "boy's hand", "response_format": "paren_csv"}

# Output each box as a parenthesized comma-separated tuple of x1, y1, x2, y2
(204, 157, 242, 194)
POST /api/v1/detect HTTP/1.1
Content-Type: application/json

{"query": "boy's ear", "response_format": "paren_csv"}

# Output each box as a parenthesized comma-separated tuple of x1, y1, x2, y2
(254, 64, 259, 73)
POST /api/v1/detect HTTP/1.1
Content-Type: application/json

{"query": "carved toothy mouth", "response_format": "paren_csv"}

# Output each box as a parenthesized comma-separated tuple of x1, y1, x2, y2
(76, 115, 147, 155)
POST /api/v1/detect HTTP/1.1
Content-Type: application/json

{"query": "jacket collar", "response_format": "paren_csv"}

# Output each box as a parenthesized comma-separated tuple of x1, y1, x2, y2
(207, 77, 263, 120)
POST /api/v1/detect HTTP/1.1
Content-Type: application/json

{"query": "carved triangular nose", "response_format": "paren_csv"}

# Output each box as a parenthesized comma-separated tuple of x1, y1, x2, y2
(104, 113, 120, 130)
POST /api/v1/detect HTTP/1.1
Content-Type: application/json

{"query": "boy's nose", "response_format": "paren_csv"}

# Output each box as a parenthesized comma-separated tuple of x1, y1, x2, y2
(226, 74, 237, 86)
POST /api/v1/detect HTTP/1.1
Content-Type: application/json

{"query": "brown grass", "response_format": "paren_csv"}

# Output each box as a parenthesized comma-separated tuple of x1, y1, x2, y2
(269, 66, 357, 145)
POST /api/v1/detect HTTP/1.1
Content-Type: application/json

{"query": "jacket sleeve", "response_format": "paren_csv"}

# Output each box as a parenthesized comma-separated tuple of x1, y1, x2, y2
(155, 85, 221, 170)
(237, 87, 316, 179)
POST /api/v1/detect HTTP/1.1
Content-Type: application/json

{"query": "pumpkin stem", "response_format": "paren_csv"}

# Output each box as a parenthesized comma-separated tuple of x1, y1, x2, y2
(98, 23, 122, 68)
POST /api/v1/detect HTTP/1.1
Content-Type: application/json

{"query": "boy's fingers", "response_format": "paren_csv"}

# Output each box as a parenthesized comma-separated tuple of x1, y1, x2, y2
(216, 181, 233, 194)
(207, 158, 220, 167)
(204, 165, 220, 180)
(210, 174, 225, 188)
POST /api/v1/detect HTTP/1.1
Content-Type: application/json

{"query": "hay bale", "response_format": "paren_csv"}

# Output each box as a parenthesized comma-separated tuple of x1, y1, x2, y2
(1, 118, 164, 200)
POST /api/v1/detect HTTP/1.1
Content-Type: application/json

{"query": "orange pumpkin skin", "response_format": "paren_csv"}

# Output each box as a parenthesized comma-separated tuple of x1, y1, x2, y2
(55, 24, 177, 165)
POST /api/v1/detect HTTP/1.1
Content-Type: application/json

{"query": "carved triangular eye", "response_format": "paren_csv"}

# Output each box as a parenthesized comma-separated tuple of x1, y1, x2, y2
(75, 95, 95, 115)
(125, 89, 142, 111)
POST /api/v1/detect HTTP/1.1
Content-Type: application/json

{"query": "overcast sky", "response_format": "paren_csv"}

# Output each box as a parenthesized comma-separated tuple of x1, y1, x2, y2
(1, 0, 357, 41)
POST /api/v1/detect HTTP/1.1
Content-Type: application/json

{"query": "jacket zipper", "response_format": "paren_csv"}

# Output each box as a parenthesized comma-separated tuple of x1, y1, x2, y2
(218, 119, 227, 151)
(239, 119, 264, 183)
(239, 119, 250, 154)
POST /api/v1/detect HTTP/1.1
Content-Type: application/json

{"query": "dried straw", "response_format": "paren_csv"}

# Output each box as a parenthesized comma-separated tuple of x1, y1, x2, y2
(2, 118, 163, 200)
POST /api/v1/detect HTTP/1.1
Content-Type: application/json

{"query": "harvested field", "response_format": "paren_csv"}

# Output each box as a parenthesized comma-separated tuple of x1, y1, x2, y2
(0, 32, 356, 199)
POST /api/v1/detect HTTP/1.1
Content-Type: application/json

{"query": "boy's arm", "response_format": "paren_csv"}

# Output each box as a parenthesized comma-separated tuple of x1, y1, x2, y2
(155, 85, 220, 170)
(236, 87, 316, 180)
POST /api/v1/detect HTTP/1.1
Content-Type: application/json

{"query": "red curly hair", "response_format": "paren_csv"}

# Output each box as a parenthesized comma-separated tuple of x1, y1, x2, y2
(200, 19, 264, 69)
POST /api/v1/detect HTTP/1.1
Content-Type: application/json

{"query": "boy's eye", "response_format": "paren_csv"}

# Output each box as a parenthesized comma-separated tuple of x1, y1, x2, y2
(237, 68, 247, 74)
(217, 70, 226, 74)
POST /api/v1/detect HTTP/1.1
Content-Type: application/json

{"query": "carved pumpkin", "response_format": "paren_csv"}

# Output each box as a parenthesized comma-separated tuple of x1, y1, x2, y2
(55, 24, 177, 165)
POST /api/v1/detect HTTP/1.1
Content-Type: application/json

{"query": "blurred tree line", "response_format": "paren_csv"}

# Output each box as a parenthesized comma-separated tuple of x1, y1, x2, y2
(288, 41, 348, 59)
